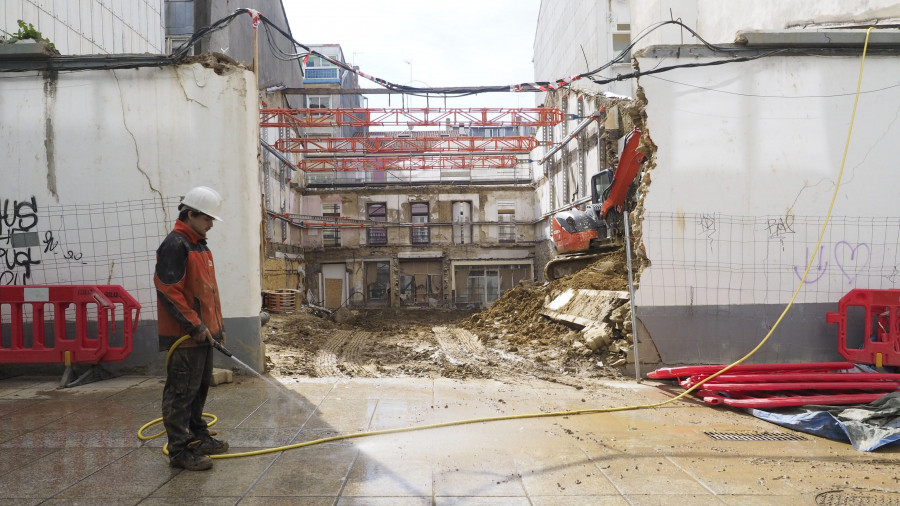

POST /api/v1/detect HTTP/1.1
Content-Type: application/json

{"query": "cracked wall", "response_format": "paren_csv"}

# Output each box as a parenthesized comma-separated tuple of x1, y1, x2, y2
(0, 61, 264, 371)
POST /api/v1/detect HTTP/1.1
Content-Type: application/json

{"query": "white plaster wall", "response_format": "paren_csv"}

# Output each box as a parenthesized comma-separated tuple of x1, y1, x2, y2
(532, 0, 632, 104)
(0, 63, 261, 321)
(1, 0, 164, 55)
(631, 0, 900, 50)
(635, 53, 900, 307)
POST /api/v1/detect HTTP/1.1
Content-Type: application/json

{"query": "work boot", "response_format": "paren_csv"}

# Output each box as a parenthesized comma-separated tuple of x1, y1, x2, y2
(169, 443, 213, 471)
(191, 432, 229, 455)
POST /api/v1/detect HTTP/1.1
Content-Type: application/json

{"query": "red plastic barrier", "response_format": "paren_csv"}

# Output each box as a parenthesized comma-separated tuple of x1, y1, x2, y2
(0, 285, 140, 365)
(827, 288, 900, 367)
(93, 286, 141, 362)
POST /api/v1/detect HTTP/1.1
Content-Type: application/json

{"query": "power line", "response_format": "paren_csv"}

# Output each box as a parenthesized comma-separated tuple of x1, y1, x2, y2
(0, 7, 872, 98)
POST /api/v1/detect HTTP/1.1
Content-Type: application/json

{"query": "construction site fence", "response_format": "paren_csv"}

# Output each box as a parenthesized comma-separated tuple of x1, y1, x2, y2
(0, 285, 141, 365)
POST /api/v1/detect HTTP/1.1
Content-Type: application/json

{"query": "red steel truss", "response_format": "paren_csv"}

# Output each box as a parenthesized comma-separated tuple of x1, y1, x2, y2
(275, 136, 538, 154)
(299, 155, 520, 172)
(260, 107, 564, 128)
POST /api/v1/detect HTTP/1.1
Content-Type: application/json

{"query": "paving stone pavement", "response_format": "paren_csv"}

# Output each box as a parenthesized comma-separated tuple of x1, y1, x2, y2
(1, 374, 898, 505)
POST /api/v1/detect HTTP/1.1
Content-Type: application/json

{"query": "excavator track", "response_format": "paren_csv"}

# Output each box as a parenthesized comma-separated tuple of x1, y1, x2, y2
(544, 241, 623, 281)
(543, 253, 601, 281)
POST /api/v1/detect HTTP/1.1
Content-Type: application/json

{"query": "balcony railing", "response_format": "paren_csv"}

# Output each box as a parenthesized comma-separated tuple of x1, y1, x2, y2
(305, 166, 533, 187)
(411, 225, 430, 244)
(304, 67, 340, 83)
(368, 227, 387, 245)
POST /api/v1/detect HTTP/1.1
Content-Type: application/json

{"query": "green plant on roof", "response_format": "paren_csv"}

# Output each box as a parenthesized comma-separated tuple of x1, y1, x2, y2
(1, 20, 56, 50)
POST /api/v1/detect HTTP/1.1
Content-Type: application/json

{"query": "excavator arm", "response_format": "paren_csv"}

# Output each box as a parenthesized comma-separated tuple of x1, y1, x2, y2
(545, 128, 645, 281)
(600, 128, 645, 218)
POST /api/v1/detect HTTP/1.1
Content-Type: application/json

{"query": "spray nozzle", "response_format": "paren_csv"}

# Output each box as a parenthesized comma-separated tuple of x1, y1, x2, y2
(210, 339, 233, 357)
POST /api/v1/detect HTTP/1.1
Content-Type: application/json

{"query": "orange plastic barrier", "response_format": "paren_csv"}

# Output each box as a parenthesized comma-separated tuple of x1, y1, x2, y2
(0, 285, 140, 365)
(826, 288, 900, 368)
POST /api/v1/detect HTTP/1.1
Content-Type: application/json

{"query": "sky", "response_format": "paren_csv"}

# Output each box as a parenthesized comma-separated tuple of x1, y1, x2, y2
(281, 0, 542, 110)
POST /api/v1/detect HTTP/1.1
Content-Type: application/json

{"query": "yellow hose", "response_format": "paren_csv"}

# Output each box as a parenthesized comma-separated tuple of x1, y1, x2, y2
(136, 334, 218, 455)
(140, 29, 876, 459)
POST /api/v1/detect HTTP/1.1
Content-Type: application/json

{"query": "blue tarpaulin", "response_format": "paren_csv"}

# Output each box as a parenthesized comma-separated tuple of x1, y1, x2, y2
(748, 391, 900, 451)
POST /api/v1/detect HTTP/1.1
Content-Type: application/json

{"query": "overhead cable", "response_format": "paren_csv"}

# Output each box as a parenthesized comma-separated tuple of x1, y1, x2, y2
(0, 7, 830, 93)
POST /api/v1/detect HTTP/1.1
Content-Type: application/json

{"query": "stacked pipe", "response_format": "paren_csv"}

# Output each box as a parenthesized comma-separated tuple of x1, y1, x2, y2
(648, 362, 900, 408)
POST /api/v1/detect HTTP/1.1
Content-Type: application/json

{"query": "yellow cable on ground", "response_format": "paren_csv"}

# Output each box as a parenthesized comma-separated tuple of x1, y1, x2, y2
(137, 334, 218, 455)
(139, 29, 876, 459)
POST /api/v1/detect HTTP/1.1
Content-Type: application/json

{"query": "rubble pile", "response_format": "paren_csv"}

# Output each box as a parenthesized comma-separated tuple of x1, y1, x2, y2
(461, 249, 639, 373)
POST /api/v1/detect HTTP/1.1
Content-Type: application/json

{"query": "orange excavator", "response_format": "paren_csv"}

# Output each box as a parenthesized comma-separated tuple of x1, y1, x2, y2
(544, 128, 646, 280)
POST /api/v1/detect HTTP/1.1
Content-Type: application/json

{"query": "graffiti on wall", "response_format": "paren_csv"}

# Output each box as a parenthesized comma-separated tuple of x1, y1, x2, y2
(793, 241, 871, 284)
(0, 196, 83, 285)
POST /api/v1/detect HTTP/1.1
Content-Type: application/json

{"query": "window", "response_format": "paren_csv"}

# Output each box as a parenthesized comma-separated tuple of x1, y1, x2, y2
(308, 96, 332, 109)
(322, 203, 341, 247)
(165, 36, 193, 55)
(306, 55, 329, 67)
(367, 203, 387, 245)
(498, 200, 515, 243)
(410, 202, 430, 244)
(612, 24, 631, 61)
(366, 261, 390, 301)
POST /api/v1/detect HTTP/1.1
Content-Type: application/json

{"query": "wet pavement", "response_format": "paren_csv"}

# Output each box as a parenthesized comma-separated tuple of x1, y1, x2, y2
(1, 373, 899, 505)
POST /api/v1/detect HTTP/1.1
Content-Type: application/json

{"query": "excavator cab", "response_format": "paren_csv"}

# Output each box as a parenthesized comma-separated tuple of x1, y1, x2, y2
(590, 169, 614, 206)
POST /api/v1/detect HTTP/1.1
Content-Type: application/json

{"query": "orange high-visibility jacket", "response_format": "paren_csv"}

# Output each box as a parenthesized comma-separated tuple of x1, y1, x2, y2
(154, 220, 225, 351)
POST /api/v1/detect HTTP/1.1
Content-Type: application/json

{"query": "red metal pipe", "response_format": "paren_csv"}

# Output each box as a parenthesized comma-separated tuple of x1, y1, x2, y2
(696, 390, 888, 409)
(260, 107, 565, 128)
(679, 371, 900, 388)
(647, 362, 854, 379)
(699, 381, 898, 392)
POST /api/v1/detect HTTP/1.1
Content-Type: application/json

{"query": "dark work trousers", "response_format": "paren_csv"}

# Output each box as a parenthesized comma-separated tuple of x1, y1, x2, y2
(162, 345, 214, 457)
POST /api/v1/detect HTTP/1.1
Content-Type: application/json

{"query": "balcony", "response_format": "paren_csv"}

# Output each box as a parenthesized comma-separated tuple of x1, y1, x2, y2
(304, 66, 340, 84)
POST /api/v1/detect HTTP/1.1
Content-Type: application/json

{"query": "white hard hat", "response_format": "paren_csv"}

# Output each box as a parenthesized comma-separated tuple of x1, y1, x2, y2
(180, 186, 223, 221)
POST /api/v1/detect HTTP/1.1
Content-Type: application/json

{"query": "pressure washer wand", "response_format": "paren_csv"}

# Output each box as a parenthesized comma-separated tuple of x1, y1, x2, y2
(209, 338, 233, 357)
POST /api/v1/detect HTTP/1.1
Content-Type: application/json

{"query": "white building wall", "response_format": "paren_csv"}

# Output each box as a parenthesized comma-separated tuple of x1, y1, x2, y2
(0, 63, 263, 370)
(635, 53, 900, 307)
(630, 0, 900, 50)
(532, 0, 632, 102)
(626, 1, 900, 364)
(2, 0, 164, 55)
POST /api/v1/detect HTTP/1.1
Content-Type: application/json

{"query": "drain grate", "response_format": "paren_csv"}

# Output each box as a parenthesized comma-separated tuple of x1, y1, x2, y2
(703, 430, 808, 441)
(816, 489, 900, 505)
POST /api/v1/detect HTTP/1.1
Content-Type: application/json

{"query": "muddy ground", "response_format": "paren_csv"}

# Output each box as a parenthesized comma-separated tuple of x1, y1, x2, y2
(262, 250, 638, 388)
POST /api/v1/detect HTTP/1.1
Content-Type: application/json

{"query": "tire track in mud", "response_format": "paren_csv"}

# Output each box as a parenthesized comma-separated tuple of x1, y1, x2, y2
(434, 326, 564, 382)
(433, 326, 478, 365)
(433, 326, 516, 368)
(341, 330, 377, 377)
(314, 330, 351, 377)
(313, 330, 377, 378)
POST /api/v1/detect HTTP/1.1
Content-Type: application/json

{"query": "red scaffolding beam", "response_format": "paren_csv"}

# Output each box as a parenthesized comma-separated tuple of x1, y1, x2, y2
(274, 136, 538, 154)
(260, 107, 564, 128)
(299, 155, 521, 172)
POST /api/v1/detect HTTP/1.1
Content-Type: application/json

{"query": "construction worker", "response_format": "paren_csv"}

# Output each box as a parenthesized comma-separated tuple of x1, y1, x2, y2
(155, 186, 229, 471)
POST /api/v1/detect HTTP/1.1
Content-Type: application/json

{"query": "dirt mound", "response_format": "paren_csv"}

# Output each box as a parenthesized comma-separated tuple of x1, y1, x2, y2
(261, 250, 634, 384)
(461, 249, 630, 342)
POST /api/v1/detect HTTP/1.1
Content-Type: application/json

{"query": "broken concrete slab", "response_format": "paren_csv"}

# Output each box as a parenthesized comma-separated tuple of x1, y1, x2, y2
(540, 289, 629, 329)
(583, 321, 614, 351)
(211, 368, 233, 386)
